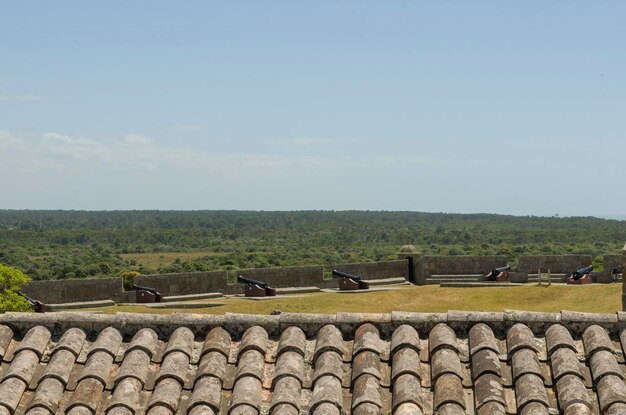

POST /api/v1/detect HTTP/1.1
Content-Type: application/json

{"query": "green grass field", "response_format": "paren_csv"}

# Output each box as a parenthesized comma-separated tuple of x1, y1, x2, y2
(80, 283, 622, 315)
(119, 251, 226, 269)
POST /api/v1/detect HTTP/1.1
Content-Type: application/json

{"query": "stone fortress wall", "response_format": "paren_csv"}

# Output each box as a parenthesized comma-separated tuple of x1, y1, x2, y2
(21, 251, 625, 305)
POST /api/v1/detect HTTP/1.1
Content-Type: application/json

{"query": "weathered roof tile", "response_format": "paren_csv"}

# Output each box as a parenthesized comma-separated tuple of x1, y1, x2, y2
(108, 377, 143, 413)
(229, 372, 263, 414)
(582, 325, 614, 358)
(471, 348, 501, 379)
(0, 310, 625, 415)
(469, 323, 500, 355)
(390, 325, 420, 356)
(429, 324, 458, 354)
(352, 374, 382, 409)
(312, 351, 343, 384)
(114, 348, 151, 386)
(27, 377, 65, 413)
(392, 373, 422, 411)
(66, 377, 105, 415)
(126, 327, 159, 358)
(511, 348, 543, 382)
(515, 373, 549, 410)
(310, 376, 343, 413)
(0, 325, 13, 360)
(188, 375, 222, 413)
(273, 350, 304, 386)
(87, 326, 122, 358)
(196, 351, 227, 384)
(314, 325, 344, 361)
(276, 326, 306, 357)
(550, 347, 584, 381)
(391, 347, 420, 382)
(431, 348, 463, 382)
(507, 324, 539, 354)
(3, 349, 40, 384)
(270, 376, 301, 412)
(596, 374, 626, 412)
(352, 351, 381, 382)
(237, 326, 268, 359)
(555, 374, 592, 413)
(235, 349, 265, 382)
(474, 373, 506, 408)
(353, 324, 382, 356)
(433, 374, 465, 410)
(201, 326, 231, 358)
(147, 377, 183, 413)
(156, 350, 189, 385)
(545, 324, 576, 356)
(163, 327, 194, 360)
(589, 350, 624, 381)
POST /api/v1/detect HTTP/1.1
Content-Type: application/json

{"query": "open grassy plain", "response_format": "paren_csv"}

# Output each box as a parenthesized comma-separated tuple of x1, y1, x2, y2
(119, 251, 225, 270)
(82, 283, 622, 315)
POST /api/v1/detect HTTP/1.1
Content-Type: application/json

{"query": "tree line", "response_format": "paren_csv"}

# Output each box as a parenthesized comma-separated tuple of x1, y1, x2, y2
(0, 210, 624, 280)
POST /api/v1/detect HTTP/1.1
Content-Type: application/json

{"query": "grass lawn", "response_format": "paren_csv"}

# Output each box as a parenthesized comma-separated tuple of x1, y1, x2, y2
(80, 283, 622, 315)
(119, 251, 225, 269)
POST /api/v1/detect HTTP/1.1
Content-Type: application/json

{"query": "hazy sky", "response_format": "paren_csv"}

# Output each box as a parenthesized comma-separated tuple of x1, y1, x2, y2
(1, 2, 624, 217)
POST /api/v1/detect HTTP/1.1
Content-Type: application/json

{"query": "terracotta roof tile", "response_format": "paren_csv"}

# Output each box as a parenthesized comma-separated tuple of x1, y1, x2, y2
(2, 310, 626, 414)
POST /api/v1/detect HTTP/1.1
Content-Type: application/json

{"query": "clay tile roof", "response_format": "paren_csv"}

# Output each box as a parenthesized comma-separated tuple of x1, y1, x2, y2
(2, 310, 626, 414)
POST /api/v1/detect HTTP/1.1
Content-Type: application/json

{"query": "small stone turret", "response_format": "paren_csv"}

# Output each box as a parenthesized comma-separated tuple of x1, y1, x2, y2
(397, 244, 421, 285)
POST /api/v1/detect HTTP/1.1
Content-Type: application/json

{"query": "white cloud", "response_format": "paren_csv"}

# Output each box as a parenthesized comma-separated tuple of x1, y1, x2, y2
(0, 94, 45, 102)
(42, 132, 99, 146)
(123, 134, 152, 145)
(0, 131, 432, 181)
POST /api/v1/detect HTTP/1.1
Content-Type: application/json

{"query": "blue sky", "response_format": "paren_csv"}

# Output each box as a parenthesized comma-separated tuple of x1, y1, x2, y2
(1, 2, 625, 217)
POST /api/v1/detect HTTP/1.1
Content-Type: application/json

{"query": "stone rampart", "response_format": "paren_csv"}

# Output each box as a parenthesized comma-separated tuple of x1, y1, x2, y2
(22, 277, 124, 304)
(518, 255, 593, 275)
(331, 260, 408, 280)
(235, 266, 324, 288)
(135, 271, 228, 296)
(418, 255, 508, 279)
(602, 254, 623, 275)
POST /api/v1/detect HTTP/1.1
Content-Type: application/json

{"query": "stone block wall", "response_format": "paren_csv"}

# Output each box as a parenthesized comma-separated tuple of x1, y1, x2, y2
(331, 260, 408, 280)
(417, 255, 508, 279)
(135, 271, 228, 296)
(518, 255, 593, 275)
(22, 277, 124, 304)
(623, 243, 626, 311)
(236, 266, 324, 289)
(602, 255, 623, 274)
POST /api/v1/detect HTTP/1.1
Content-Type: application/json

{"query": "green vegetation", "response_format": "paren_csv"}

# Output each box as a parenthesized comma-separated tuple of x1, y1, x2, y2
(0, 264, 33, 313)
(78, 283, 622, 315)
(0, 210, 624, 281)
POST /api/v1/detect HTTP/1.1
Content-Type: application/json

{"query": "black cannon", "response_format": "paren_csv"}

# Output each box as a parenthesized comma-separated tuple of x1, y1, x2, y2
(18, 291, 45, 313)
(133, 284, 163, 303)
(237, 275, 276, 297)
(485, 265, 511, 281)
(332, 269, 370, 290)
(571, 265, 593, 280)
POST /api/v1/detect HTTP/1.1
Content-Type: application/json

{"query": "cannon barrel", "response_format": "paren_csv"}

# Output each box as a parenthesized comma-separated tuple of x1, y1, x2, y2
(332, 269, 362, 282)
(237, 275, 270, 289)
(573, 265, 593, 277)
(133, 284, 159, 294)
(494, 265, 511, 273)
(18, 290, 36, 305)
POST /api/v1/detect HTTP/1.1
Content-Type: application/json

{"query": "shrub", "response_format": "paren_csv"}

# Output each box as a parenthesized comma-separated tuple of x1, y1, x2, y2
(0, 264, 33, 313)
(119, 271, 142, 290)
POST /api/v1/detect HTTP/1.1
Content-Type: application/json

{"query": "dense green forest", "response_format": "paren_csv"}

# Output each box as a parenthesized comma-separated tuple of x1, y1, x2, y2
(0, 210, 624, 281)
